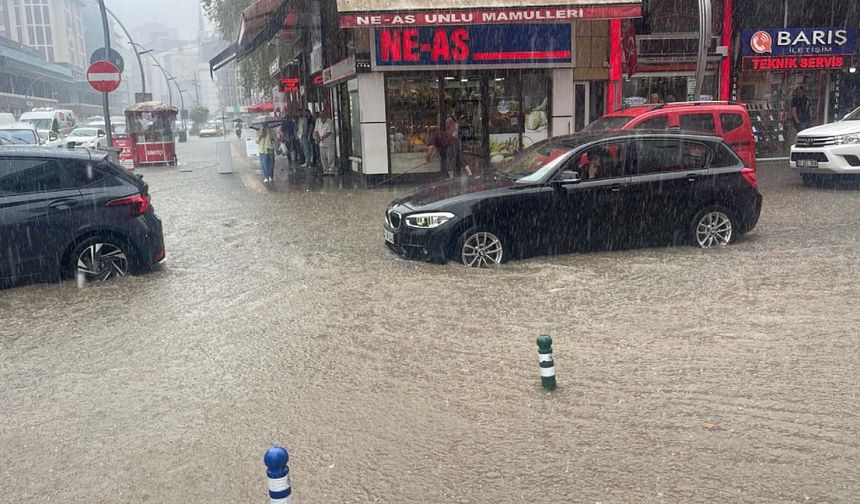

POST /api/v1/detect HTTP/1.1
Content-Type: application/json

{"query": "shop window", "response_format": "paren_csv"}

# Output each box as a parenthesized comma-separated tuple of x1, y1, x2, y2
(348, 79, 361, 159)
(720, 113, 743, 133)
(487, 74, 521, 165)
(679, 113, 716, 133)
(385, 75, 441, 175)
(522, 73, 550, 148)
(444, 75, 484, 168)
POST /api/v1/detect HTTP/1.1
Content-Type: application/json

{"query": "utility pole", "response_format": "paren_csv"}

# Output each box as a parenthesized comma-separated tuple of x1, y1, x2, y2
(192, 71, 201, 106)
(96, 0, 113, 147)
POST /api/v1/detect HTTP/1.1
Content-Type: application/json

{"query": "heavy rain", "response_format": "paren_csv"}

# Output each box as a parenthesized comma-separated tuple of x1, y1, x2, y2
(2, 0, 860, 503)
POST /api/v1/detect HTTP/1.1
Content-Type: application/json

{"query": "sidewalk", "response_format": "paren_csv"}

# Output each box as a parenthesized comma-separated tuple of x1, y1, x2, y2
(229, 139, 362, 193)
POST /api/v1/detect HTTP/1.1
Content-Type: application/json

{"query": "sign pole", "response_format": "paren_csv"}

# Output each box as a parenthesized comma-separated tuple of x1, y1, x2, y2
(96, 0, 113, 147)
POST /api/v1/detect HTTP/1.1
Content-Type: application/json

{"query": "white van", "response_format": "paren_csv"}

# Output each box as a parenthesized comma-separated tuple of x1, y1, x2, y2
(19, 109, 76, 135)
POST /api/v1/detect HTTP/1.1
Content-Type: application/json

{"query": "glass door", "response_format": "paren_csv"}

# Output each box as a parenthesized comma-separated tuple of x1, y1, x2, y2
(442, 74, 485, 171)
(573, 82, 590, 132)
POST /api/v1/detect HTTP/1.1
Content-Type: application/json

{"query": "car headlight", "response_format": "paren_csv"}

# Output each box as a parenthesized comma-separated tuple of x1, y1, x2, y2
(405, 212, 455, 229)
(842, 134, 860, 144)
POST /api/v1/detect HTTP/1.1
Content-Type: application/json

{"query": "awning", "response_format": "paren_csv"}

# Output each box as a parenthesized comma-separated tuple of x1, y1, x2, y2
(246, 102, 274, 113)
(208, 0, 295, 75)
(338, 0, 641, 27)
(209, 42, 238, 78)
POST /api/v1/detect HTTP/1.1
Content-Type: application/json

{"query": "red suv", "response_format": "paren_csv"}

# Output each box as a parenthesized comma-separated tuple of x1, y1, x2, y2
(585, 102, 756, 171)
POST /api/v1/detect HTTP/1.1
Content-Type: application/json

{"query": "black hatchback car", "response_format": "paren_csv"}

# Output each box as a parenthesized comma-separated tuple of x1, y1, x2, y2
(0, 147, 164, 286)
(384, 131, 762, 267)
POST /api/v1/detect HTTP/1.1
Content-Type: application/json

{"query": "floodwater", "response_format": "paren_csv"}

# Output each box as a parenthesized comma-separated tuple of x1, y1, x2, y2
(1, 137, 859, 503)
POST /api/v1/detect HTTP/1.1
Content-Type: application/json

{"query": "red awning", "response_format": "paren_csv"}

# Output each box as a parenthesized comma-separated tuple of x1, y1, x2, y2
(246, 102, 274, 113)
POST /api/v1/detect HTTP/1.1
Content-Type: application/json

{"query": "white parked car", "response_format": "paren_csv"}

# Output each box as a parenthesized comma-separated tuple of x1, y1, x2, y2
(0, 122, 41, 145)
(37, 129, 64, 147)
(791, 106, 860, 185)
(64, 127, 108, 149)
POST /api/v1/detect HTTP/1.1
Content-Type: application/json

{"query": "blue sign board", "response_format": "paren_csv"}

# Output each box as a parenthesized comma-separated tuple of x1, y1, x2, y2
(373, 23, 573, 68)
(742, 27, 855, 57)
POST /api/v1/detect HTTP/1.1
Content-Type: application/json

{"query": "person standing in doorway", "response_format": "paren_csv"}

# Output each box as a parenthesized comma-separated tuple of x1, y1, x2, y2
(300, 109, 314, 168)
(426, 116, 471, 179)
(314, 109, 336, 175)
(791, 86, 812, 134)
(256, 126, 276, 183)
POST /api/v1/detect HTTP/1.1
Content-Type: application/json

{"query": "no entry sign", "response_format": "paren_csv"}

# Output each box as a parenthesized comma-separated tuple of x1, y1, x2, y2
(87, 60, 121, 93)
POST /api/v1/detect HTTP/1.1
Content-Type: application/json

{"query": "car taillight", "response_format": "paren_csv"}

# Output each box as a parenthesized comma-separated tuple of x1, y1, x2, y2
(740, 167, 757, 188)
(107, 193, 150, 217)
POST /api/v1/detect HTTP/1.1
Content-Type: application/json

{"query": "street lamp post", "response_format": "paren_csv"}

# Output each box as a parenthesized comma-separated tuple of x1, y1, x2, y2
(694, 0, 713, 100)
(100, 5, 146, 96)
(95, 0, 113, 147)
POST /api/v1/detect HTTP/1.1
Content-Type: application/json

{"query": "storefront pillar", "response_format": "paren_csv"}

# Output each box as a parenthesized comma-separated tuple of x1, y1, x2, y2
(551, 69, 574, 137)
(357, 72, 388, 176)
(607, 19, 623, 112)
(720, 0, 733, 100)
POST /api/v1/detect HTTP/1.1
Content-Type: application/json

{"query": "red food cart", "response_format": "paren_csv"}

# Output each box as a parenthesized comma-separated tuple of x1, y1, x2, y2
(124, 101, 178, 167)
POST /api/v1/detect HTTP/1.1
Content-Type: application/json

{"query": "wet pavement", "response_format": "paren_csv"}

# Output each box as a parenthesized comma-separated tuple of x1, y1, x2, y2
(1, 136, 859, 503)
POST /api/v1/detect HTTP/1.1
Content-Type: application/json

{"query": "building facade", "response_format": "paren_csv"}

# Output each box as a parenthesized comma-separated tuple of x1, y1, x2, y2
(2, 0, 87, 71)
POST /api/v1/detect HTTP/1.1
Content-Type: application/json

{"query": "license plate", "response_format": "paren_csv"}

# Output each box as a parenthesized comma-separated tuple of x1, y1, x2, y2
(384, 229, 395, 244)
(797, 159, 818, 168)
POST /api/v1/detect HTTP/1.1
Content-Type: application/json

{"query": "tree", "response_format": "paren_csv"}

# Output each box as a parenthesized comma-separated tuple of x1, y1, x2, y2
(190, 105, 210, 133)
(202, 0, 276, 100)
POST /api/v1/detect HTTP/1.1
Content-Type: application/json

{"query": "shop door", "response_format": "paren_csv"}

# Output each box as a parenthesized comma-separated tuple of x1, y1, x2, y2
(443, 75, 485, 171)
(573, 82, 591, 132)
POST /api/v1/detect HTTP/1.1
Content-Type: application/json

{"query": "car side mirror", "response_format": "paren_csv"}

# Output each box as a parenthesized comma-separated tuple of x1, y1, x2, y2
(98, 131, 105, 137)
(552, 170, 581, 187)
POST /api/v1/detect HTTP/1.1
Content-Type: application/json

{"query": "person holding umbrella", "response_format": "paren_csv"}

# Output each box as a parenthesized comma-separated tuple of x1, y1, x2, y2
(256, 125, 276, 183)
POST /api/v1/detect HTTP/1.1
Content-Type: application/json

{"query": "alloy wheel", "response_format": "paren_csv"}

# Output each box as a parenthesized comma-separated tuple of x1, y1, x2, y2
(461, 232, 503, 267)
(76, 243, 128, 282)
(695, 211, 733, 248)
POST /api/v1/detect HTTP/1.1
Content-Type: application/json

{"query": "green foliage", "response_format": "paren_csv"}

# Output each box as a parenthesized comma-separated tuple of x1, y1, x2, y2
(190, 105, 210, 129)
(202, 0, 272, 99)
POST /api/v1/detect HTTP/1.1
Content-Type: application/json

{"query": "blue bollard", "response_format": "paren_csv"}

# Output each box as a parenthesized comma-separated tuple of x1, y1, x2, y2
(264, 446, 293, 504)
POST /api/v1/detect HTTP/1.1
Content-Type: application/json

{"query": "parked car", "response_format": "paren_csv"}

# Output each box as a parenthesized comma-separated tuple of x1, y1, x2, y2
(19, 108, 77, 135)
(0, 147, 165, 286)
(64, 127, 108, 149)
(790, 105, 860, 185)
(0, 122, 41, 145)
(585, 101, 757, 171)
(384, 130, 762, 267)
(198, 121, 223, 137)
(37, 129, 64, 147)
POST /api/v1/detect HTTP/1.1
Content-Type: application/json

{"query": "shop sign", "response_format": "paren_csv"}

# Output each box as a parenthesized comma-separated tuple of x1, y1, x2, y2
(269, 57, 281, 77)
(742, 54, 853, 71)
(372, 24, 573, 69)
(323, 55, 357, 85)
(339, 4, 642, 28)
(279, 77, 300, 93)
(355, 53, 372, 73)
(742, 28, 854, 57)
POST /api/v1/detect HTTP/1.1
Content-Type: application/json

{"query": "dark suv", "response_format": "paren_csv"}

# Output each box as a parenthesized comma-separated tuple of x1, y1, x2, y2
(384, 131, 762, 267)
(0, 147, 165, 286)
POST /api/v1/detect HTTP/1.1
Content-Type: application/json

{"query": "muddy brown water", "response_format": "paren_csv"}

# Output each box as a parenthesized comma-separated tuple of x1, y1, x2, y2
(1, 138, 858, 503)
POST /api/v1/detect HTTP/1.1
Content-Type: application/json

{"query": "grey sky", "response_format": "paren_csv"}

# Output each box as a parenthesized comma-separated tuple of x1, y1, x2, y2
(106, 0, 210, 39)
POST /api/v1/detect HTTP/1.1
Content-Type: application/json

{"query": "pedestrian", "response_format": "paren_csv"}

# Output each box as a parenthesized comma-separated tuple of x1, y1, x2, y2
(300, 109, 315, 168)
(791, 86, 812, 133)
(281, 114, 296, 162)
(256, 126, 276, 183)
(426, 115, 471, 179)
(314, 109, 335, 175)
(235, 120, 242, 138)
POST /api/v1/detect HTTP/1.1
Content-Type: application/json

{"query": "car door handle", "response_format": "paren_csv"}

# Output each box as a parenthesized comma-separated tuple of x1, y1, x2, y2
(47, 198, 78, 210)
(608, 184, 626, 192)
(686, 173, 701, 182)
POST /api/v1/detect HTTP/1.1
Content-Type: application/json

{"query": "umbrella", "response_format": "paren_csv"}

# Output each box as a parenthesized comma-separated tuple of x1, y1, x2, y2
(249, 114, 282, 130)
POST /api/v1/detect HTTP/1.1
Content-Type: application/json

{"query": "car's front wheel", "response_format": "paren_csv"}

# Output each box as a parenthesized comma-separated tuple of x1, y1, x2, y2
(691, 206, 735, 248)
(457, 229, 507, 268)
(70, 237, 131, 283)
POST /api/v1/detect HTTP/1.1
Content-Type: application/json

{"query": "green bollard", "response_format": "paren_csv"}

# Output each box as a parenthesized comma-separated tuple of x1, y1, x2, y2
(536, 334, 556, 390)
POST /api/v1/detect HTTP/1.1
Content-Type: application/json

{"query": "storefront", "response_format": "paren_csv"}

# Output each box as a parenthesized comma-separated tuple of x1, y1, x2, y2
(323, 55, 365, 174)
(736, 27, 855, 156)
(337, 0, 642, 180)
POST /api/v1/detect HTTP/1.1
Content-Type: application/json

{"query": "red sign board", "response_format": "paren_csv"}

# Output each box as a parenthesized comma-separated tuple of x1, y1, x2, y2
(279, 77, 300, 93)
(742, 54, 853, 71)
(87, 60, 121, 93)
(622, 22, 638, 76)
(340, 5, 641, 28)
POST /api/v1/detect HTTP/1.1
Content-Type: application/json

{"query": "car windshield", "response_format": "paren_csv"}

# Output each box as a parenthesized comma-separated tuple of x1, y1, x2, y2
(583, 116, 634, 131)
(497, 140, 575, 183)
(23, 118, 52, 130)
(843, 107, 860, 120)
(0, 129, 38, 144)
(70, 128, 98, 137)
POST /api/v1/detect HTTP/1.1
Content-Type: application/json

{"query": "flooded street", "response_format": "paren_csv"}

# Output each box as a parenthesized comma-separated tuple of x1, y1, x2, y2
(2, 137, 859, 503)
